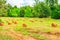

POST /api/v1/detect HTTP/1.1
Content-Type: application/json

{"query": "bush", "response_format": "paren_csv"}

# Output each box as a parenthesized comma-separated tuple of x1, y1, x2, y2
(51, 5, 60, 19)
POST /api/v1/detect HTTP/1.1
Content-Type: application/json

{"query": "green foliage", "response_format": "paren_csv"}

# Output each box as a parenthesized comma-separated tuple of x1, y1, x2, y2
(19, 7, 25, 17)
(24, 6, 33, 17)
(33, 3, 40, 17)
(45, 0, 58, 11)
(0, 0, 7, 17)
(34, 2, 50, 18)
(0, 0, 60, 19)
(34, 0, 39, 5)
(45, 0, 58, 6)
(51, 5, 60, 19)
(39, 2, 50, 18)
(8, 6, 20, 17)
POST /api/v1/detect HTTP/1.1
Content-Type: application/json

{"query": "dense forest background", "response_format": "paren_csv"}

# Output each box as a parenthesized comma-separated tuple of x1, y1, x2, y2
(0, 0, 60, 19)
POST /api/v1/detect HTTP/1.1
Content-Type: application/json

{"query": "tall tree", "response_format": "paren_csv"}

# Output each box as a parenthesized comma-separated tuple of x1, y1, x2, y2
(34, 0, 40, 5)
(45, 0, 58, 6)
(0, 0, 7, 16)
(45, 0, 58, 10)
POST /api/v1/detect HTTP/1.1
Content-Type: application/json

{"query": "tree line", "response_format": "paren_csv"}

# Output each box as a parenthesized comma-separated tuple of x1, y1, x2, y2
(0, 0, 60, 19)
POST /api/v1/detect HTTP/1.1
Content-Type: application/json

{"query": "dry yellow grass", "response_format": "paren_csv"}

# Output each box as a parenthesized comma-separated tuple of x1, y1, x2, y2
(0, 17, 60, 40)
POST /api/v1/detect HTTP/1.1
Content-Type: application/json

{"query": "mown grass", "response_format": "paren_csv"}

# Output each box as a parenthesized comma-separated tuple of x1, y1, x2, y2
(0, 17, 60, 40)
(14, 26, 49, 40)
(32, 33, 49, 40)
(0, 34, 14, 40)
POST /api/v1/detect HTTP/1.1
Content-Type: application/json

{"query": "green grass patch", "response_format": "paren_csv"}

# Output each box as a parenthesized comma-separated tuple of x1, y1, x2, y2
(0, 34, 14, 40)
(14, 26, 30, 36)
(32, 33, 49, 40)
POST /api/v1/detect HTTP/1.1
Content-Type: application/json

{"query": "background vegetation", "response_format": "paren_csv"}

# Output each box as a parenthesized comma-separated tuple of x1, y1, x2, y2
(0, 0, 60, 19)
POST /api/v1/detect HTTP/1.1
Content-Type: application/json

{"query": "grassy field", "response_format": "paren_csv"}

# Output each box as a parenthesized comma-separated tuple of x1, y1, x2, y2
(0, 17, 60, 40)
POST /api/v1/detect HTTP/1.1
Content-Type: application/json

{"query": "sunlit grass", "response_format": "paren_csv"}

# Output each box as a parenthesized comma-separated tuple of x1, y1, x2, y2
(0, 17, 60, 40)
(0, 34, 14, 40)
